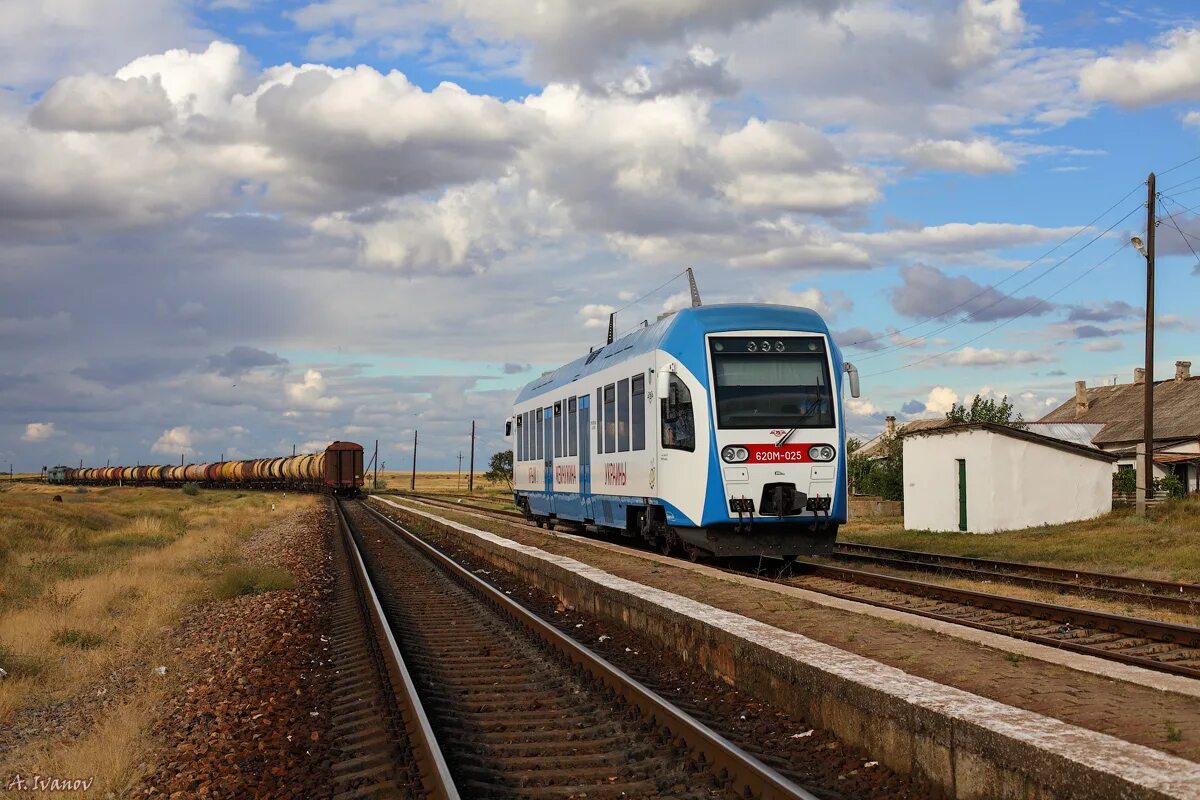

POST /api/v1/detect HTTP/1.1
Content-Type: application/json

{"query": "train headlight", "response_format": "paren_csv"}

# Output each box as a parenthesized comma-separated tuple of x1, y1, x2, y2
(808, 444, 836, 462)
(722, 446, 749, 463)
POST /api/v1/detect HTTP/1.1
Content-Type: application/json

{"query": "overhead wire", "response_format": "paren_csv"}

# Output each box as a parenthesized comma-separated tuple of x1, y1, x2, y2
(843, 181, 1145, 351)
(862, 232, 1137, 378)
(850, 201, 1144, 362)
(1160, 196, 1200, 267)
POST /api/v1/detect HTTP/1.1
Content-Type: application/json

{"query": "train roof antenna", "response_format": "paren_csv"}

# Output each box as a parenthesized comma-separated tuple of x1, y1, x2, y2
(607, 312, 615, 345)
(686, 267, 702, 307)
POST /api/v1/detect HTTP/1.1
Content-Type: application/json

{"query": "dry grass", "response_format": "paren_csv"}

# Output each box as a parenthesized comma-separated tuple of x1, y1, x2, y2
(843, 496, 1200, 584)
(373, 470, 511, 503)
(0, 483, 315, 794)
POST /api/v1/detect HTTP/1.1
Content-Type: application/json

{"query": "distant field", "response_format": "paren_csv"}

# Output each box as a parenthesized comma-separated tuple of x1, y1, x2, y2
(370, 470, 511, 503)
(843, 497, 1200, 584)
(0, 484, 314, 793)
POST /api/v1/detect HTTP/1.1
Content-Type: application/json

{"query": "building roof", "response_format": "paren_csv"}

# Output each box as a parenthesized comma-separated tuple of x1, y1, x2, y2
(1022, 421, 1106, 448)
(856, 418, 953, 459)
(901, 421, 1118, 463)
(1039, 375, 1200, 445)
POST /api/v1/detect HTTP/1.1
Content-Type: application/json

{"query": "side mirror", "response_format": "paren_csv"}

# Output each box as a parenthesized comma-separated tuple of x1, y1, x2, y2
(656, 368, 673, 417)
(504, 418, 513, 437)
(844, 362, 861, 399)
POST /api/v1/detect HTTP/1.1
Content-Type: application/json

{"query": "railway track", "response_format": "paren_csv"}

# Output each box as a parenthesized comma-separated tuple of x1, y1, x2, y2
(327, 498, 453, 798)
(340, 498, 817, 799)
(385, 492, 1200, 680)
(827, 542, 1200, 613)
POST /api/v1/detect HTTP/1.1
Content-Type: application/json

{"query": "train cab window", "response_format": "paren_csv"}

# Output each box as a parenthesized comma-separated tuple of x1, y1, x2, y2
(603, 384, 616, 453)
(631, 374, 645, 451)
(568, 397, 578, 456)
(536, 408, 544, 460)
(662, 375, 695, 452)
(553, 402, 562, 458)
(617, 378, 630, 452)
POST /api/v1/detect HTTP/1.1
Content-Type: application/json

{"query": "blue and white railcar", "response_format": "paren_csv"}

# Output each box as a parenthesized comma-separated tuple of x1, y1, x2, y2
(507, 304, 861, 559)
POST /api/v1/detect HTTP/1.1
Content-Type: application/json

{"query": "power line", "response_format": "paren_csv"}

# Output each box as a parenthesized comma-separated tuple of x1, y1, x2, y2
(863, 233, 1136, 378)
(844, 181, 1145, 351)
(1161, 197, 1200, 267)
(1159, 153, 1200, 176)
(851, 201, 1143, 363)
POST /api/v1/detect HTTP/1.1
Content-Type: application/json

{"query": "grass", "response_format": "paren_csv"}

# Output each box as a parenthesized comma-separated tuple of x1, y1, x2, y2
(1166, 721, 1183, 742)
(842, 496, 1200, 584)
(0, 483, 315, 795)
(213, 564, 295, 599)
(372, 470, 512, 504)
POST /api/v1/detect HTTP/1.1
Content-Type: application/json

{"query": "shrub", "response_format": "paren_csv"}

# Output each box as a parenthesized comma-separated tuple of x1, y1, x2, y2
(1155, 473, 1186, 500)
(1113, 469, 1136, 494)
(52, 628, 106, 649)
(213, 564, 295, 599)
(181, 482, 200, 496)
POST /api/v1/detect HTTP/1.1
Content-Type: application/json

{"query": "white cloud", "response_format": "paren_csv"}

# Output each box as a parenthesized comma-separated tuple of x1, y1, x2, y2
(0, 312, 72, 337)
(922, 386, 957, 414)
(1081, 28, 1200, 108)
(904, 138, 1015, 174)
(1084, 339, 1123, 352)
(580, 304, 617, 329)
(30, 73, 174, 132)
(940, 347, 1055, 367)
(949, 0, 1024, 71)
(116, 41, 246, 118)
(22, 422, 57, 442)
(285, 369, 343, 412)
(151, 426, 194, 456)
(757, 286, 852, 320)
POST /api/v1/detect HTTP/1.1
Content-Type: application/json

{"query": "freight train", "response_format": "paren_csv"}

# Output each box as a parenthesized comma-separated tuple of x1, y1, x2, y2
(48, 441, 364, 496)
(507, 303, 860, 559)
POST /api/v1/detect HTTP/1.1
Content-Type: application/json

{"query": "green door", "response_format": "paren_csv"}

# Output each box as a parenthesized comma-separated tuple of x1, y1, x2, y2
(956, 459, 967, 532)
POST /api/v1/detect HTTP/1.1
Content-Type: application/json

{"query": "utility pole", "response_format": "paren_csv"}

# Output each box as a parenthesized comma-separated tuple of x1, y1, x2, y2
(468, 420, 476, 494)
(293, 444, 296, 456)
(373, 439, 379, 490)
(410, 430, 418, 491)
(1137, 173, 1157, 516)
(457, 451, 463, 491)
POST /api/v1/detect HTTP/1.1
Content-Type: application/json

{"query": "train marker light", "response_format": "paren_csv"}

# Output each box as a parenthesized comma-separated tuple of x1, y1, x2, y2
(721, 446, 749, 463)
(808, 444, 836, 462)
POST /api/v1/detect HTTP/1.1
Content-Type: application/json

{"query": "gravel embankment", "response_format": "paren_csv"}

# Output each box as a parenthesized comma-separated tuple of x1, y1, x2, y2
(141, 503, 334, 799)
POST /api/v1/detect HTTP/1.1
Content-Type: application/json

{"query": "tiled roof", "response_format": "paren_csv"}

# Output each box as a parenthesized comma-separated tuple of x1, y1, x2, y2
(1038, 376, 1200, 444)
(856, 418, 954, 458)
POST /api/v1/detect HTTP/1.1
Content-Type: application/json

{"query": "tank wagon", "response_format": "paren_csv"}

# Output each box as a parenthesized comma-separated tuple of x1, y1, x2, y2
(507, 304, 861, 560)
(51, 441, 364, 496)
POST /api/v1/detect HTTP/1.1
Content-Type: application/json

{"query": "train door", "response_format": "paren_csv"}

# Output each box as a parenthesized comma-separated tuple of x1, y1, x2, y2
(543, 406, 553, 501)
(579, 394, 591, 501)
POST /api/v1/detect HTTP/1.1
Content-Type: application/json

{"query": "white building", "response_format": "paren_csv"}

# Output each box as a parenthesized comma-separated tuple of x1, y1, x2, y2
(902, 423, 1116, 534)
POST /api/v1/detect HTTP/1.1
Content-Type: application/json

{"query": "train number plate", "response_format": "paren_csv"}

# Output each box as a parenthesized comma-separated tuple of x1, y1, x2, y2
(742, 444, 814, 464)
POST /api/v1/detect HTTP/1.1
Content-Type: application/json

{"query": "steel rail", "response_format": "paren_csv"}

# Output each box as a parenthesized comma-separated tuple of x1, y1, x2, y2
(357, 499, 819, 800)
(829, 543, 1200, 613)
(783, 561, 1200, 679)
(383, 494, 1200, 679)
(331, 499, 460, 799)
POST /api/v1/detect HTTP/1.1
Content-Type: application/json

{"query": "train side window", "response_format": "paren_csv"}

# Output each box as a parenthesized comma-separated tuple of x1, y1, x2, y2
(521, 411, 529, 461)
(596, 388, 603, 455)
(617, 378, 630, 452)
(516, 414, 523, 461)
(662, 375, 695, 452)
(603, 384, 616, 453)
(553, 401, 562, 458)
(536, 407, 544, 460)
(631, 374, 645, 451)
(568, 397, 578, 456)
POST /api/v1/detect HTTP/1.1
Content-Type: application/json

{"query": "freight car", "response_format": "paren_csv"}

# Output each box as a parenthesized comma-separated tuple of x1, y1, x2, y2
(51, 441, 364, 496)
(507, 303, 860, 559)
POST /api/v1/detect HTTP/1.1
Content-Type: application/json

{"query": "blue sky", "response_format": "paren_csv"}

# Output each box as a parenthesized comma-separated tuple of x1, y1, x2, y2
(3, 0, 1200, 468)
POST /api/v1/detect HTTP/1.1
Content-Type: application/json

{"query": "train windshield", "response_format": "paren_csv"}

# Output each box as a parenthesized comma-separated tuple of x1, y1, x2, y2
(709, 337, 834, 429)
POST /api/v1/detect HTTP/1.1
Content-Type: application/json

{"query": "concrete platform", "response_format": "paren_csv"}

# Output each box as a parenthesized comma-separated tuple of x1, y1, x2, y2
(373, 495, 1200, 800)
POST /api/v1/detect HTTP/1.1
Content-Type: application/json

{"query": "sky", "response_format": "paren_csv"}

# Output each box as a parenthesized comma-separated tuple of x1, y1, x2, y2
(3, 0, 1200, 471)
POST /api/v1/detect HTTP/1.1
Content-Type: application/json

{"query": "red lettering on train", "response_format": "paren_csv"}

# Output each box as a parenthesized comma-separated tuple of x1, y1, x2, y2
(555, 464, 577, 484)
(604, 463, 627, 486)
(527, 466, 537, 483)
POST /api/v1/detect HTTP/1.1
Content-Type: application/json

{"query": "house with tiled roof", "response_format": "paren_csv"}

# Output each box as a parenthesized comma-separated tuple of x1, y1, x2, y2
(854, 416, 954, 460)
(1038, 360, 1199, 495)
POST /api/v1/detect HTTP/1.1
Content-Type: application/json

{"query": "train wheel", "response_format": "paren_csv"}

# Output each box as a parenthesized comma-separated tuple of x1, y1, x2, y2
(535, 518, 545, 528)
(547, 519, 556, 531)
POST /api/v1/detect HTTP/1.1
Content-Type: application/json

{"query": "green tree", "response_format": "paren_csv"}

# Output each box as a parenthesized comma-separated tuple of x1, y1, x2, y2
(485, 450, 513, 491)
(946, 394, 1026, 428)
(848, 432, 904, 501)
